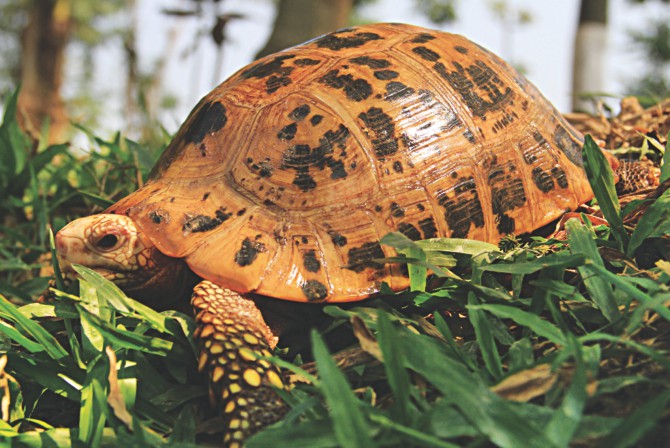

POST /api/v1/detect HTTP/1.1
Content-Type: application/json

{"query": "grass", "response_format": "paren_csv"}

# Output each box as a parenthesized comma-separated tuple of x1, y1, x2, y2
(0, 87, 669, 447)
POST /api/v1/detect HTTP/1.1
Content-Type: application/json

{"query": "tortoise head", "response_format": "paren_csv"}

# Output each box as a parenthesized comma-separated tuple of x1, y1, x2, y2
(55, 214, 196, 308)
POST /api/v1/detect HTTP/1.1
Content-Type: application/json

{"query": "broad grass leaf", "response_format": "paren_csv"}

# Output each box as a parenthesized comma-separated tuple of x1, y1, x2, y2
(566, 219, 619, 322)
(248, 418, 339, 448)
(469, 304, 566, 346)
(479, 253, 586, 274)
(600, 389, 670, 448)
(400, 331, 557, 448)
(376, 311, 411, 424)
(582, 134, 629, 250)
(544, 339, 589, 446)
(627, 187, 670, 256)
(78, 310, 173, 355)
(660, 131, 670, 183)
(467, 293, 503, 380)
(311, 330, 375, 448)
(6, 353, 82, 401)
(73, 265, 170, 333)
(0, 295, 68, 360)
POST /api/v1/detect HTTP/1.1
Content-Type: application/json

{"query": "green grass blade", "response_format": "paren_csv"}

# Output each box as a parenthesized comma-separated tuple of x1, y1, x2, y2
(467, 292, 503, 380)
(582, 134, 629, 250)
(401, 331, 557, 448)
(480, 253, 586, 275)
(627, 187, 670, 256)
(660, 131, 670, 183)
(544, 338, 588, 446)
(8, 353, 82, 400)
(78, 308, 173, 355)
(601, 389, 670, 448)
(0, 295, 68, 360)
(369, 413, 459, 448)
(78, 378, 107, 447)
(470, 304, 566, 346)
(376, 311, 411, 424)
(565, 219, 620, 322)
(73, 265, 170, 333)
(580, 262, 670, 330)
(311, 329, 375, 448)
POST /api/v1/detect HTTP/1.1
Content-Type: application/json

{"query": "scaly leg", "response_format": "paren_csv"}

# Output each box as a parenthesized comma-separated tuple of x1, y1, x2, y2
(191, 281, 288, 446)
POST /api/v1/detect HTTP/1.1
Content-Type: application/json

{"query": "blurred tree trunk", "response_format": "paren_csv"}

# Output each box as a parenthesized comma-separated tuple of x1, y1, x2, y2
(17, 0, 71, 144)
(571, 0, 608, 112)
(256, 0, 354, 60)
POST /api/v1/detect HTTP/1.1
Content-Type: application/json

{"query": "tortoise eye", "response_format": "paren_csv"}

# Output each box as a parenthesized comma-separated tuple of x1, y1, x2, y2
(96, 234, 119, 250)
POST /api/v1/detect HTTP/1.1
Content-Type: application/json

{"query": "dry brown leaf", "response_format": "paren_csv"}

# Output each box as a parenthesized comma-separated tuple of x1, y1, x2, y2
(106, 346, 133, 428)
(490, 363, 559, 402)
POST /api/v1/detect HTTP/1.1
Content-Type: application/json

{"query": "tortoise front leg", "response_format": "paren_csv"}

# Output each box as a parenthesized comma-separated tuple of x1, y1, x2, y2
(191, 281, 288, 446)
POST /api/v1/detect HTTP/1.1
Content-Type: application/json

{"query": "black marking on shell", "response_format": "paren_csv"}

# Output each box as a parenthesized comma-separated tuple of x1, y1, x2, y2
(319, 70, 372, 102)
(398, 223, 421, 241)
(289, 105, 311, 121)
(314, 31, 382, 51)
(281, 124, 351, 190)
(258, 161, 274, 178)
(278, 123, 298, 141)
(434, 60, 514, 120)
(492, 110, 519, 133)
(302, 280, 328, 301)
(236, 208, 246, 216)
(184, 101, 227, 145)
(149, 210, 169, 224)
(487, 158, 527, 231)
(532, 130, 547, 146)
(183, 208, 232, 233)
(419, 217, 438, 239)
(497, 214, 515, 235)
(390, 202, 405, 217)
(417, 203, 426, 211)
(266, 76, 292, 94)
(454, 45, 469, 54)
(532, 167, 555, 193)
(202, 192, 210, 201)
(241, 54, 295, 79)
(199, 143, 207, 156)
(294, 58, 321, 66)
(551, 166, 569, 188)
(412, 46, 440, 62)
(553, 124, 584, 167)
(303, 250, 321, 272)
(411, 33, 436, 43)
(437, 176, 485, 238)
(310, 115, 323, 126)
(374, 70, 399, 80)
(240, 54, 296, 94)
(358, 107, 398, 158)
(374, 204, 383, 212)
(392, 160, 403, 173)
(347, 242, 386, 272)
(385, 82, 415, 101)
(328, 230, 348, 247)
(234, 238, 266, 267)
(463, 129, 476, 144)
(350, 56, 391, 69)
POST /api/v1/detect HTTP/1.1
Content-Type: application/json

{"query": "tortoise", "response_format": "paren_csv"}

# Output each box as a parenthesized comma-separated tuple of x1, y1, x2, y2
(54, 23, 612, 444)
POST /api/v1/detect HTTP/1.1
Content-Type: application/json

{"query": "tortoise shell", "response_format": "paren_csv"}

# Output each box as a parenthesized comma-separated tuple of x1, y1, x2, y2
(108, 23, 591, 303)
